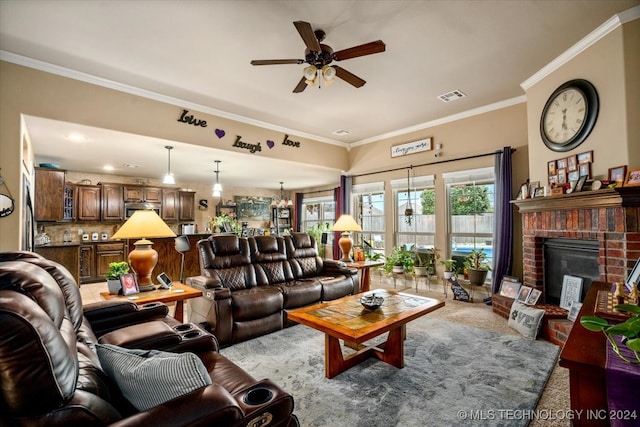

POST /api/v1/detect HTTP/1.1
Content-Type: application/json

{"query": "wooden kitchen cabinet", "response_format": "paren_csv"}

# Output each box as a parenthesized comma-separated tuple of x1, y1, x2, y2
(35, 167, 67, 221)
(178, 191, 195, 221)
(101, 183, 124, 221)
(95, 242, 126, 279)
(124, 185, 162, 203)
(75, 185, 101, 221)
(162, 188, 179, 221)
(79, 244, 95, 283)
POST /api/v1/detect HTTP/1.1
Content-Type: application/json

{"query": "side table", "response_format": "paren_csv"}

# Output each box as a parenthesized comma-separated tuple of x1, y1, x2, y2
(345, 260, 384, 292)
(100, 282, 202, 322)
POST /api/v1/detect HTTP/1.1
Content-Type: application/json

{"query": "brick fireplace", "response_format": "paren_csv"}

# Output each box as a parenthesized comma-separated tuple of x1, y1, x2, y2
(492, 187, 640, 346)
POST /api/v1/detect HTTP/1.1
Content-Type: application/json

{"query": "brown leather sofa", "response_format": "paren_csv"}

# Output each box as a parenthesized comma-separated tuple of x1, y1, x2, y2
(0, 252, 299, 427)
(187, 233, 358, 346)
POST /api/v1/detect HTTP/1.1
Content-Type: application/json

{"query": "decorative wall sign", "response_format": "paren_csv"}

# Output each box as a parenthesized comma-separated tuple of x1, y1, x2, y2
(177, 109, 208, 127)
(233, 135, 262, 153)
(235, 196, 273, 221)
(215, 129, 225, 138)
(560, 275, 583, 310)
(282, 134, 301, 148)
(391, 137, 432, 158)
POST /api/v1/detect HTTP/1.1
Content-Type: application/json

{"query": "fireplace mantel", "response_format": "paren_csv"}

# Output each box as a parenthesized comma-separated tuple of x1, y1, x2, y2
(512, 187, 640, 213)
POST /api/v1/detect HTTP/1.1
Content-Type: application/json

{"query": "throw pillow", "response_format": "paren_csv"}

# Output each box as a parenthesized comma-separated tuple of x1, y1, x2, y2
(96, 343, 211, 411)
(508, 301, 545, 339)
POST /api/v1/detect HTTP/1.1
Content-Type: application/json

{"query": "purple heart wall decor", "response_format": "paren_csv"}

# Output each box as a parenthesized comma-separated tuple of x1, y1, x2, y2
(215, 129, 225, 139)
(266, 140, 275, 149)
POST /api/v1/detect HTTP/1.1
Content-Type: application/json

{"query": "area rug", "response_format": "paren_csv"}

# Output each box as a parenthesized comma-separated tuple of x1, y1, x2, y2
(220, 318, 560, 427)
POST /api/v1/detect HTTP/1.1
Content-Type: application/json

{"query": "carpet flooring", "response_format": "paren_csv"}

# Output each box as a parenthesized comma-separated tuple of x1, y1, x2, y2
(221, 316, 560, 427)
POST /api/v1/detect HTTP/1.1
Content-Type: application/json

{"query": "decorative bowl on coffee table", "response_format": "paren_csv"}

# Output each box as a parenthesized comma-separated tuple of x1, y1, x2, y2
(360, 294, 384, 311)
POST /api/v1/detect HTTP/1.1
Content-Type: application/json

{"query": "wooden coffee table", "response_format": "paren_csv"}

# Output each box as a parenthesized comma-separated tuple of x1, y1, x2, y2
(286, 289, 444, 378)
(100, 282, 202, 322)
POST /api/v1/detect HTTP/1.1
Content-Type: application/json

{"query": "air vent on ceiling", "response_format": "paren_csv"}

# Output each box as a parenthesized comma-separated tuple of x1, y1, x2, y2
(333, 129, 351, 136)
(437, 90, 466, 103)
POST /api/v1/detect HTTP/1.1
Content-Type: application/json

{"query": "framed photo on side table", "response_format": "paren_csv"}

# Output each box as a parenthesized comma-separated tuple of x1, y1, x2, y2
(120, 273, 139, 296)
(560, 275, 583, 310)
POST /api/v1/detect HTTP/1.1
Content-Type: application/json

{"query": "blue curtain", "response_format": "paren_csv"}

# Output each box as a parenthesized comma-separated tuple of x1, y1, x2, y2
(491, 147, 514, 294)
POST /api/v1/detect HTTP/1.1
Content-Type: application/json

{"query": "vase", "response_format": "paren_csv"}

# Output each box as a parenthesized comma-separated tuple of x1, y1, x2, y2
(443, 271, 455, 280)
(467, 268, 488, 285)
(107, 279, 121, 295)
(392, 265, 404, 274)
(414, 266, 428, 276)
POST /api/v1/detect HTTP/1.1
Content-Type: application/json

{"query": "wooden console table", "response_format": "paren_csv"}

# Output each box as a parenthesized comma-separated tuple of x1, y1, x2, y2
(559, 281, 609, 427)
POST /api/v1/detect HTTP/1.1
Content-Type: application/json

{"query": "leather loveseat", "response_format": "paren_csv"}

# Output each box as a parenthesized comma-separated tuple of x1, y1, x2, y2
(0, 252, 299, 427)
(187, 233, 358, 346)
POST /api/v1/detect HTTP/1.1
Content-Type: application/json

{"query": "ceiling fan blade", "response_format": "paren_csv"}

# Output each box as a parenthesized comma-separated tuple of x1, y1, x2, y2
(293, 76, 308, 93)
(334, 66, 366, 88)
(251, 59, 304, 66)
(293, 21, 321, 52)
(333, 40, 386, 61)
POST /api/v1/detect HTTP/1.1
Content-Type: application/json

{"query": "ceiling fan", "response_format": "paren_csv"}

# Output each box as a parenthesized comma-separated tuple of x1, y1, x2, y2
(250, 21, 385, 93)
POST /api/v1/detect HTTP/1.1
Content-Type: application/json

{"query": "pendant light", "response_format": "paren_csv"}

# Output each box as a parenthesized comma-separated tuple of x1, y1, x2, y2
(162, 146, 175, 184)
(404, 166, 413, 225)
(212, 160, 222, 197)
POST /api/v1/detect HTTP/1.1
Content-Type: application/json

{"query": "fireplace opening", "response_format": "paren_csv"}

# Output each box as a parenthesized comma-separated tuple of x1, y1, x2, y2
(543, 238, 600, 305)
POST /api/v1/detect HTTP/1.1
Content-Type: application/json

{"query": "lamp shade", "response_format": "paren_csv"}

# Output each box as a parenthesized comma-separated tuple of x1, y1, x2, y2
(111, 210, 176, 291)
(111, 210, 177, 240)
(331, 214, 362, 232)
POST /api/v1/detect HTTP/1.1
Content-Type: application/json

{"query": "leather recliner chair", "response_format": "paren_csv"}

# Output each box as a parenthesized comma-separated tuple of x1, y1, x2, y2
(0, 254, 299, 427)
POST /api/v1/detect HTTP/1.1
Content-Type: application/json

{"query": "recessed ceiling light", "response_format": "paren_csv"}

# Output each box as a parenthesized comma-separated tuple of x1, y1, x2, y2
(123, 163, 140, 168)
(333, 129, 350, 136)
(67, 132, 87, 142)
(103, 165, 114, 171)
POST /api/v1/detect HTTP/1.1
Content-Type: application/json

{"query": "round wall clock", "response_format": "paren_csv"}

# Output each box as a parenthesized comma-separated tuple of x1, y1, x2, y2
(540, 79, 599, 152)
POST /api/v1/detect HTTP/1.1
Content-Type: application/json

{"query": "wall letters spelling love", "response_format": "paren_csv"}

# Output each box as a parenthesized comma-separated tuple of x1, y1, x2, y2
(282, 134, 301, 148)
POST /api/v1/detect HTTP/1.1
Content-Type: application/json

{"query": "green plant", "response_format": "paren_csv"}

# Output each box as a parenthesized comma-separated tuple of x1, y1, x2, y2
(365, 251, 383, 262)
(414, 247, 439, 275)
(383, 246, 414, 273)
(464, 248, 492, 271)
(105, 261, 129, 280)
(440, 258, 457, 272)
(581, 304, 640, 363)
(214, 212, 242, 236)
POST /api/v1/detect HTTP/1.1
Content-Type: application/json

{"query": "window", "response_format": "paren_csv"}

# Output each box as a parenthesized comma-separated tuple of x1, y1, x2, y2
(301, 196, 335, 258)
(443, 168, 495, 275)
(391, 175, 436, 251)
(352, 182, 385, 255)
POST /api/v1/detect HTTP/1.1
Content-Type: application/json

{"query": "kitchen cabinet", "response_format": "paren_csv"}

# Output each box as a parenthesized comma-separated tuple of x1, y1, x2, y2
(272, 207, 292, 236)
(63, 185, 74, 220)
(162, 188, 179, 221)
(95, 243, 126, 279)
(75, 185, 101, 221)
(101, 183, 124, 221)
(79, 241, 126, 283)
(79, 244, 95, 283)
(178, 191, 195, 221)
(35, 244, 80, 285)
(35, 167, 67, 221)
(124, 185, 162, 203)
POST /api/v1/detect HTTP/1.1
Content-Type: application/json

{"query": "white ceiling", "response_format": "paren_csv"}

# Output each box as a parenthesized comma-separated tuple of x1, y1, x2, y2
(1, 0, 638, 190)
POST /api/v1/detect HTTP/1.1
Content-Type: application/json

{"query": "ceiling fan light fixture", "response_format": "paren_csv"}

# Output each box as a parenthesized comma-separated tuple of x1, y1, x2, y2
(303, 65, 317, 80)
(322, 65, 336, 80)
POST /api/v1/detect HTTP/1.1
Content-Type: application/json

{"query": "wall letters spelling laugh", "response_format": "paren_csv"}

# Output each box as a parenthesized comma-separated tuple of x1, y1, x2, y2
(233, 135, 262, 154)
(177, 109, 207, 127)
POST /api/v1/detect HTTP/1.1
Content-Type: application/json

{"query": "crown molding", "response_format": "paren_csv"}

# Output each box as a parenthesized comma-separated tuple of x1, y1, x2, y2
(521, 6, 640, 91)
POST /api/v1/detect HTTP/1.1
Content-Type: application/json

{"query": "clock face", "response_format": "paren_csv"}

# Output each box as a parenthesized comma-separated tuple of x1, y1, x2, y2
(540, 79, 598, 152)
(542, 88, 587, 144)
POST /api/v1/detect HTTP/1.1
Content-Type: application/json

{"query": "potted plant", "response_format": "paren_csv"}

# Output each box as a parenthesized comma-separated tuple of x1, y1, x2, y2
(413, 247, 439, 276)
(383, 246, 414, 274)
(105, 261, 129, 294)
(307, 222, 330, 258)
(580, 304, 640, 363)
(440, 258, 457, 279)
(464, 248, 491, 285)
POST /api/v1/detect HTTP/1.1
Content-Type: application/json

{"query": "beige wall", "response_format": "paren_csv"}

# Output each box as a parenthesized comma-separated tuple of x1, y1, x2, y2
(348, 103, 529, 278)
(525, 21, 640, 184)
(0, 61, 346, 251)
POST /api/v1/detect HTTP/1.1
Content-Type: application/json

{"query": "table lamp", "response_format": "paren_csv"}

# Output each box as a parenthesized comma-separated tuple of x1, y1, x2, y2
(331, 214, 362, 262)
(111, 210, 176, 291)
